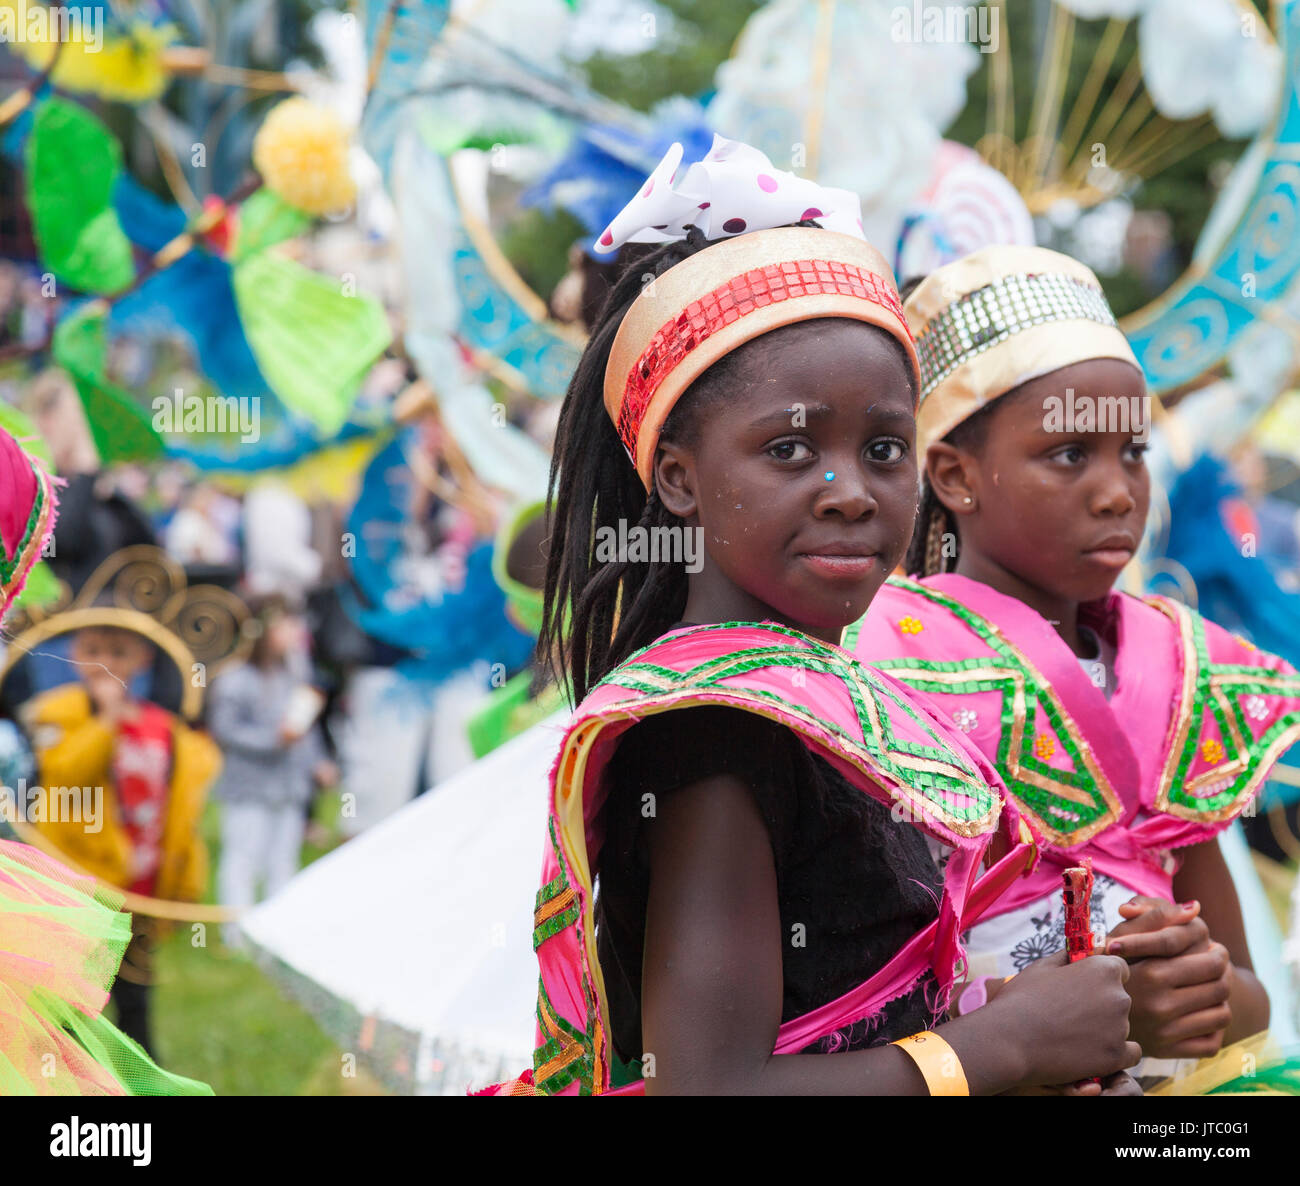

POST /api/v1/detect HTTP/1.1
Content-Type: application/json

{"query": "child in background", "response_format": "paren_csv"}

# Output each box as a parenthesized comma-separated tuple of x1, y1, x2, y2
(29, 623, 218, 1057)
(209, 595, 335, 948)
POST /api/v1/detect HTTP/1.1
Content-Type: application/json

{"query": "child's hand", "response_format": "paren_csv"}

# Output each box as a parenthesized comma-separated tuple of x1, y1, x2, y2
(1064, 1071, 1144, 1097)
(1105, 896, 1233, 1059)
(1002, 1071, 1143, 1097)
(986, 949, 1141, 1087)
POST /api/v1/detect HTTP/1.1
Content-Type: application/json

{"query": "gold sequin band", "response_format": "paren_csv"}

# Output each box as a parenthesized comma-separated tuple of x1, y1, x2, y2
(916, 272, 1119, 401)
(903, 246, 1141, 460)
(604, 227, 920, 490)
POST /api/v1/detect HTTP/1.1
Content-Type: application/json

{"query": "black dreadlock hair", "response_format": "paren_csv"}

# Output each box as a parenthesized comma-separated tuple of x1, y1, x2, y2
(897, 275, 927, 304)
(535, 226, 739, 705)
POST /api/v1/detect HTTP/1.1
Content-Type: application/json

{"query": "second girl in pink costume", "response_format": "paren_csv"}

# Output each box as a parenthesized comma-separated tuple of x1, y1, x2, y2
(848, 246, 1296, 1084)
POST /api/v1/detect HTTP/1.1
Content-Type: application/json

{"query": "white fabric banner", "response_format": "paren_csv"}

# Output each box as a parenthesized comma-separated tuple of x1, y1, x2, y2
(240, 711, 571, 1092)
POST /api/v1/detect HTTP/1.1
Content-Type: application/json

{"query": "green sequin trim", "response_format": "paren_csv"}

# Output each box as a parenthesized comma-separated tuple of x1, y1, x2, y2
(595, 620, 997, 826)
(866, 578, 1122, 841)
(531, 816, 599, 1095)
(1153, 599, 1300, 817)
(532, 975, 596, 1096)
(840, 615, 866, 652)
(536, 874, 569, 905)
(533, 871, 580, 950)
(0, 462, 45, 584)
(863, 580, 1300, 832)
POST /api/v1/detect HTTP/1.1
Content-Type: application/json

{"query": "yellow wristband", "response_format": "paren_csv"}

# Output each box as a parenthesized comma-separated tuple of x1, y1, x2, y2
(891, 1031, 969, 1096)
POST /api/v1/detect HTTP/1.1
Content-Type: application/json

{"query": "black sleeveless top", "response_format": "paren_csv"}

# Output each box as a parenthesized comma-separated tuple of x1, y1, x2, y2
(594, 671, 946, 1062)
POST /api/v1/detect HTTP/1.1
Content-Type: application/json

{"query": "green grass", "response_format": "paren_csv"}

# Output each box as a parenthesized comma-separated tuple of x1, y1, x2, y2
(112, 789, 390, 1096)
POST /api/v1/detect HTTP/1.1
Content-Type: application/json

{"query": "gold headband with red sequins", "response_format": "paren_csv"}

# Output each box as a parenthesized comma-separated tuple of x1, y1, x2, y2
(603, 227, 921, 489)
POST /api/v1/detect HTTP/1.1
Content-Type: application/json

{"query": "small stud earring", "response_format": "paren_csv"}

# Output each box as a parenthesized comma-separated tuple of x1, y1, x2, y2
(963, 496, 973, 505)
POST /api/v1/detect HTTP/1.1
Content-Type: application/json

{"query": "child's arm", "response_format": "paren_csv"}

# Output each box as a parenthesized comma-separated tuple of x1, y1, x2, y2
(639, 773, 1140, 1095)
(1174, 838, 1269, 1045)
(1105, 841, 1269, 1057)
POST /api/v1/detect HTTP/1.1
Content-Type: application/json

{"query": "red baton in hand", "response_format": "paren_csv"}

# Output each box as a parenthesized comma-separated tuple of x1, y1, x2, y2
(1062, 861, 1095, 963)
(1063, 860, 1101, 1086)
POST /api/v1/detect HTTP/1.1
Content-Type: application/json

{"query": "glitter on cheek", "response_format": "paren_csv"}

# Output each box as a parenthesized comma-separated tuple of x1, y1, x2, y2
(825, 471, 835, 481)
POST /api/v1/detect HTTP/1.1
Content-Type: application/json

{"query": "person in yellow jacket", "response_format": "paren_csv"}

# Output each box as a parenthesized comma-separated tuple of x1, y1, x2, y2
(26, 623, 220, 1056)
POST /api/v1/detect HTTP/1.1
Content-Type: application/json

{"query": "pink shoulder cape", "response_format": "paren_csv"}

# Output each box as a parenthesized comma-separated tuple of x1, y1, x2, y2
(492, 620, 1037, 1096)
(846, 574, 1300, 914)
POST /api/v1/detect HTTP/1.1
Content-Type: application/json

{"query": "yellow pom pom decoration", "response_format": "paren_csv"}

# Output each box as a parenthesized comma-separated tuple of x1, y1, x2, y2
(252, 98, 357, 218)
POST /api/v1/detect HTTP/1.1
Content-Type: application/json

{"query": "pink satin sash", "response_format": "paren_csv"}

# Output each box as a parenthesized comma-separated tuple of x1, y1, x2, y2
(773, 832, 1035, 1052)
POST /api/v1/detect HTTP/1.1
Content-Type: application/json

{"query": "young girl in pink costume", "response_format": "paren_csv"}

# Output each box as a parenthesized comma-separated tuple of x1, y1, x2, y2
(491, 140, 1141, 1096)
(847, 246, 1294, 1086)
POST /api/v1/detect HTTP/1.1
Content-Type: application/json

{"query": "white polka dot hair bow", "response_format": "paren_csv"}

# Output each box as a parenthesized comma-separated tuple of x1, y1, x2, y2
(593, 134, 866, 254)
